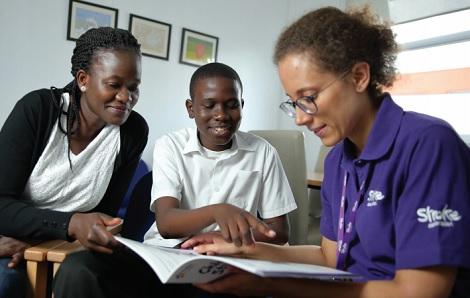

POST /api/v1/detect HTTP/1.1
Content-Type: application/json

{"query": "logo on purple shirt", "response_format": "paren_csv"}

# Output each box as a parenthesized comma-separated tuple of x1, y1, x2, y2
(417, 205, 462, 228)
(366, 190, 385, 207)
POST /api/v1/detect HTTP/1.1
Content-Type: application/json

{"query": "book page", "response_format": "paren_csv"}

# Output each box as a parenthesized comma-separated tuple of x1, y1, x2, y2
(116, 236, 231, 283)
(115, 236, 361, 284)
(213, 257, 358, 281)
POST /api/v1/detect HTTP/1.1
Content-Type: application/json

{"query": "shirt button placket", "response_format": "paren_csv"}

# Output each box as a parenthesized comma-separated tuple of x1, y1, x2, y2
(213, 162, 219, 192)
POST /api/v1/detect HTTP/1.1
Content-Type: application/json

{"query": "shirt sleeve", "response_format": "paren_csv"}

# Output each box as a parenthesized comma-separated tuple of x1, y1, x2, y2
(257, 144, 297, 219)
(395, 125, 470, 270)
(319, 149, 337, 242)
(150, 135, 184, 211)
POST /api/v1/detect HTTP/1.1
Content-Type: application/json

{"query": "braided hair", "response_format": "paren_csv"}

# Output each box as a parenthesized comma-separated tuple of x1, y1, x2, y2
(58, 27, 141, 167)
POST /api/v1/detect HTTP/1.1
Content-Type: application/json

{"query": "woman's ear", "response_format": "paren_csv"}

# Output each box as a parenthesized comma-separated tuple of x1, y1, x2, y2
(350, 62, 370, 93)
(76, 70, 88, 90)
(185, 99, 195, 119)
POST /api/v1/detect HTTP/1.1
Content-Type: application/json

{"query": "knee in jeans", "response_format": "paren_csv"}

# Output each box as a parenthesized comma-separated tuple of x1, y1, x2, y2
(0, 258, 27, 298)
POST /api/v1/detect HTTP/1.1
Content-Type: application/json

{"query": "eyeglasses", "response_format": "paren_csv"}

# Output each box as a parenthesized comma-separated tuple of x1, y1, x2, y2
(279, 71, 349, 118)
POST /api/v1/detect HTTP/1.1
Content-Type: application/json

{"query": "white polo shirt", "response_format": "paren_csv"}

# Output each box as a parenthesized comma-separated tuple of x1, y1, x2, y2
(144, 127, 297, 247)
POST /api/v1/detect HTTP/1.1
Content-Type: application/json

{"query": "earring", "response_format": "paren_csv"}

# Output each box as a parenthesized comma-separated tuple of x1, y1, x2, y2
(80, 86, 86, 92)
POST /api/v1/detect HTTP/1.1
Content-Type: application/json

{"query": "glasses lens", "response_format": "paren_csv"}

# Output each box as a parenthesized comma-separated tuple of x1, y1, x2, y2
(297, 97, 317, 114)
(279, 102, 296, 118)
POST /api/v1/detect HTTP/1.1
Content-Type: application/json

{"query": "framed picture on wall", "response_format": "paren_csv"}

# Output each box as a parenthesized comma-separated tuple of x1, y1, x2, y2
(67, 0, 118, 41)
(179, 28, 218, 67)
(129, 14, 171, 60)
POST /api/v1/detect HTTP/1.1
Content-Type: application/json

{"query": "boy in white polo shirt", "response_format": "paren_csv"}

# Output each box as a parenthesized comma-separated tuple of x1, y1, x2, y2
(144, 62, 297, 248)
(53, 62, 297, 298)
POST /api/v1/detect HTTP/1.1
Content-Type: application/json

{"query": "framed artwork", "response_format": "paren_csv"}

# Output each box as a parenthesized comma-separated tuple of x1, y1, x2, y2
(67, 0, 118, 41)
(129, 14, 171, 60)
(179, 28, 219, 67)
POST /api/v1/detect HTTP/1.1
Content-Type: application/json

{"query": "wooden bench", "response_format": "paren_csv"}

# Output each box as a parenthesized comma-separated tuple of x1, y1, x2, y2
(24, 223, 122, 298)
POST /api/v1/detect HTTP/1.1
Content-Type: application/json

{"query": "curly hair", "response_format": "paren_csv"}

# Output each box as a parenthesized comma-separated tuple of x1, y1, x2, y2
(274, 6, 398, 99)
(59, 27, 141, 167)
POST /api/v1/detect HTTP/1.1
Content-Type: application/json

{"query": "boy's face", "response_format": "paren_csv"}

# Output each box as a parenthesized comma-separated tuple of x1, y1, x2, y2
(186, 76, 243, 151)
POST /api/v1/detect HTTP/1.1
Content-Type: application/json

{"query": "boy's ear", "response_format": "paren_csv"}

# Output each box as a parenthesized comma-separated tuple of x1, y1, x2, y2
(185, 99, 195, 119)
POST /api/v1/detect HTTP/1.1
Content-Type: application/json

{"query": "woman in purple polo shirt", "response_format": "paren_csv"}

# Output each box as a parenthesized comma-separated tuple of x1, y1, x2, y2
(182, 6, 470, 298)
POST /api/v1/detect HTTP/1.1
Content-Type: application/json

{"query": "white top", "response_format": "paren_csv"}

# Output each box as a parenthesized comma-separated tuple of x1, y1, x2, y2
(23, 93, 120, 212)
(144, 127, 297, 247)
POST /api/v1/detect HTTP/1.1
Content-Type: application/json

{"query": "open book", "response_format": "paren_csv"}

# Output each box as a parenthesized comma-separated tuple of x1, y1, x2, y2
(115, 236, 361, 284)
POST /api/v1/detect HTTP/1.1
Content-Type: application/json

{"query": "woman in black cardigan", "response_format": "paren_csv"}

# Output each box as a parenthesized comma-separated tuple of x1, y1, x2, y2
(0, 27, 148, 298)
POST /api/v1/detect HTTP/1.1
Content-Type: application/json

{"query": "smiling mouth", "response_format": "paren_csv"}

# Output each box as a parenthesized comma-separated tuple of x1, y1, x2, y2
(313, 124, 327, 137)
(209, 126, 231, 136)
(109, 105, 129, 113)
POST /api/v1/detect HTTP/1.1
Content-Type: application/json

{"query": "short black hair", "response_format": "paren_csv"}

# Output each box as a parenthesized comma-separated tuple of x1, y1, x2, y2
(189, 62, 243, 99)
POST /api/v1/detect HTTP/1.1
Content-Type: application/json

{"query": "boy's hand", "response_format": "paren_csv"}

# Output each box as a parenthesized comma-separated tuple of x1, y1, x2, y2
(213, 204, 276, 247)
(68, 213, 122, 254)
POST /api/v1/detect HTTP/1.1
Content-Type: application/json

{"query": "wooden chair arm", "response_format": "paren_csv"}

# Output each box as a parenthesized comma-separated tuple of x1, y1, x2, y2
(25, 221, 122, 262)
(24, 240, 67, 262)
(25, 240, 67, 298)
(25, 221, 123, 298)
(47, 221, 123, 269)
(46, 221, 123, 261)
(46, 240, 84, 263)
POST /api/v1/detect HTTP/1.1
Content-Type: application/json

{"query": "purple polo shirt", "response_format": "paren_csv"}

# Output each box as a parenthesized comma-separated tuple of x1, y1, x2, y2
(320, 94, 470, 295)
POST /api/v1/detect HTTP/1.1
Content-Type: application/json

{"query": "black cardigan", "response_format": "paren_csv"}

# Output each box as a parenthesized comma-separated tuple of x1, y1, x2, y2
(0, 87, 148, 241)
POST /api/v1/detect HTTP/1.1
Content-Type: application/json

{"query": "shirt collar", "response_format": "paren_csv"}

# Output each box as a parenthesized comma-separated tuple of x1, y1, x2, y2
(342, 94, 404, 164)
(234, 131, 255, 152)
(183, 128, 253, 155)
(182, 127, 202, 154)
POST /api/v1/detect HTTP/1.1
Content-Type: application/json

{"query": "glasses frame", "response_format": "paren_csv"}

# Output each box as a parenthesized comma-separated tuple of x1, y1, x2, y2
(279, 70, 350, 118)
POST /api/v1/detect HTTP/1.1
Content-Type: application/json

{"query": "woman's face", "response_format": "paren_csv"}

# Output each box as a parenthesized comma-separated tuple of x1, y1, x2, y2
(78, 49, 142, 127)
(278, 53, 367, 147)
